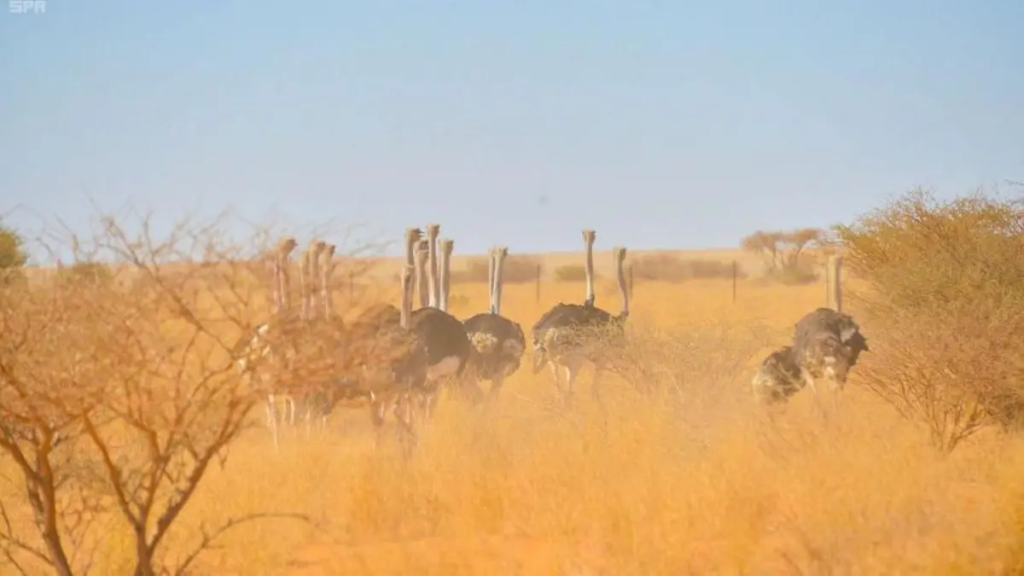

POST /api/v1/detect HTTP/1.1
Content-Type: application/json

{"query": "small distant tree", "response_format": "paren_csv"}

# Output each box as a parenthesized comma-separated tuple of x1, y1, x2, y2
(0, 221, 28, 284)
(741, 227, 823, 284)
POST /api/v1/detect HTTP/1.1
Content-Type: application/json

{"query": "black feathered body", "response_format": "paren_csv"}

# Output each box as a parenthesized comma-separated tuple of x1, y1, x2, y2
(409, 307, 474, 384)
(792, 307, 869, 387)
(751, 308, 870, 406)
(464, 312, 526, 381)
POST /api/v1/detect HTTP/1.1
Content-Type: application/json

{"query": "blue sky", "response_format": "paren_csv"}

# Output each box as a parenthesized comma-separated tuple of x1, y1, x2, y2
(2, 1, 1022, 261)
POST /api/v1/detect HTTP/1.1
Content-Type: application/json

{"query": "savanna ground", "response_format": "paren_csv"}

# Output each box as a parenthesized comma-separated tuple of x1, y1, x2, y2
(189, 280, 1024, 575)
(2, 189, 1023, 575)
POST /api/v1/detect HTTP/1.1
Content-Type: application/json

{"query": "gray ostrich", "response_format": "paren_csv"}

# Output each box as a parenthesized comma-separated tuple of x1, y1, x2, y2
(463, 246, 526, 398)
(531, 231, 630, 407)
(752, 307, 870, 411)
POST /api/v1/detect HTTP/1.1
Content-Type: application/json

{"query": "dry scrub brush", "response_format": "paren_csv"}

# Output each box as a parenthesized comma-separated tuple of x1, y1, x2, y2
(288, 320, 1024, 574)
(835, 187, 1024, 453)
(0, 212, 315, 576)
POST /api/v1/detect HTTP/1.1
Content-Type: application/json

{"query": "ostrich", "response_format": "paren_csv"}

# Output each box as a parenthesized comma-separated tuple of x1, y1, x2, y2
(234, 237, 362, 446)
(531, 230, 630, 407)
(347, 225, 476, 422)
(408, 233, 480, 415)
(294, 230, 429, 448)
(232, 236, 299, 439)
(350, 261, 428, 451)
(463, 246, 526, 398)
(751, 307, 870, 411)
(750, 346, 803, 405)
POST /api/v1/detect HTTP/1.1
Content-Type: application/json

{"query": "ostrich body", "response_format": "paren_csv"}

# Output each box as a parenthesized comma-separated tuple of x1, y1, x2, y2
(409, 234, 479, 415)
(751, 346, 803, 405)
(349, 226, 475, 422)
(356, 263, 428, 449)
(235, 237, 378, 445)
(793, 308, 869, 399)
(752, 307, 869, 410)
(463, 246, 526, 397)
(532, 231, 629, 406)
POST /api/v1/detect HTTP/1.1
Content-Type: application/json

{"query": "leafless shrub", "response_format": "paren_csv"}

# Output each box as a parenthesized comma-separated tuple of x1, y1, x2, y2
(604, 322, 769, 401)
(835, 188, 1024, 452)
(0, 209, 324, 575)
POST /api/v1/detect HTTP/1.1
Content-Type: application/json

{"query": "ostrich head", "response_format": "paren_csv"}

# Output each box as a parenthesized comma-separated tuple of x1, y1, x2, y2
(277, 237, 298, 258)
(531, 337, 547, 374)
(404, 227, 423, 268)
(837, 314, 870, 366)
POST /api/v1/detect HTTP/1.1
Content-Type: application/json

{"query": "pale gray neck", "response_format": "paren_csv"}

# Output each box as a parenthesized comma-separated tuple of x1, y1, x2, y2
(584, 237, 595, 306)
(427, 235, 439, 308)
(415, 249, 430, 309)
(493, 248, 506, 316)
(614, 247, 629, 318)
(400, 268, 413, 329)
(439, 248, 451, 313)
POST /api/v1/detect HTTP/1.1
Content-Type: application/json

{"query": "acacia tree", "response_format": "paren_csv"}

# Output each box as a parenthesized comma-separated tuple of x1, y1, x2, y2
(740, 227, 824, 282)
(0, 211, 312, 575)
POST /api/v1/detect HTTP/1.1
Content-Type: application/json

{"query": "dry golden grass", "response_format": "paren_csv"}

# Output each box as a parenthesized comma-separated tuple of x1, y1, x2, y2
(6, 276, 1024, 575)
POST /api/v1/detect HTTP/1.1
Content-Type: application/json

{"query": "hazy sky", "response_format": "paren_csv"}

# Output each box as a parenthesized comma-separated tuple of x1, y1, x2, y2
(2, 1, 1022, 260)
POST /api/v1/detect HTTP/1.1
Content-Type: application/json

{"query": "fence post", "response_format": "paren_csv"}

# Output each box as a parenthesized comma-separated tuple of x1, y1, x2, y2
(731, 260, 738, 304)
(535, 264, 542, 304)
(827, 254, 843, 313)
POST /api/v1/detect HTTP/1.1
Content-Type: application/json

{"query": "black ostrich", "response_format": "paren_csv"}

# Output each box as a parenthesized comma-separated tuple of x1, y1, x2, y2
(752, 307, 870, 412)
(408, 232, 479, 417)
(463, 246, 526, 398)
